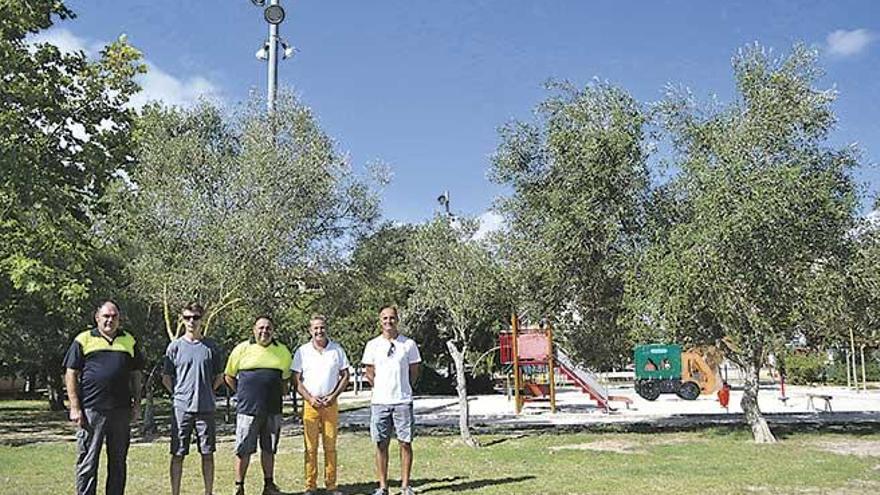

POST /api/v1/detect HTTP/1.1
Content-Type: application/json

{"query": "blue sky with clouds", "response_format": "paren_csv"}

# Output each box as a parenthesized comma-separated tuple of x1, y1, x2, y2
(40, 1, 879, 232)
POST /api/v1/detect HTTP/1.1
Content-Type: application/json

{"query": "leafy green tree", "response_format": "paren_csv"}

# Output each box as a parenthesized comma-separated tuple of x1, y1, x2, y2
(850, 217, 880, 355)
(108, 95, 380, 339)
(490, 81, 649, 369)
(315, 223, 416, 362)
(627, 44, 859, 442)
(405, 217, 509, 446)
(800, 216, 880, 385)
(0, 1, 144, 408)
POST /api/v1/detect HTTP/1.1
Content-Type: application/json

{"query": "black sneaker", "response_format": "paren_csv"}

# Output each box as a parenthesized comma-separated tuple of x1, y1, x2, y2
(262, 482, 283, 495)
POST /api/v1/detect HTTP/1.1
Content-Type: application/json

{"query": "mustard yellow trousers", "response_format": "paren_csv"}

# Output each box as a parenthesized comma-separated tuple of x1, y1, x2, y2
(302, 401, 339, 490)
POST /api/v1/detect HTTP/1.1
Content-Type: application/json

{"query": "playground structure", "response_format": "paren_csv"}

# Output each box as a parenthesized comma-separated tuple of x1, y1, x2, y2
(500, 314, 631, 413)
(634, 344, 719, 401)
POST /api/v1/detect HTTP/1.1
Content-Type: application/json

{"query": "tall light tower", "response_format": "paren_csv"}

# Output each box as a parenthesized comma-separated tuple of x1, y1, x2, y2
(437, 190, 452, 218)
(250, 0, 295, 114)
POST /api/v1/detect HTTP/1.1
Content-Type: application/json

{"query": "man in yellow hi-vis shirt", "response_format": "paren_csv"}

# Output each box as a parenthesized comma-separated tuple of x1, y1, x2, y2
(224, 316, 292, 495)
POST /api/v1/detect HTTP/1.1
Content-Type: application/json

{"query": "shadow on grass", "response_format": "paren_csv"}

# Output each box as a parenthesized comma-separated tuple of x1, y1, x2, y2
(337, 477, 461, 495)
(0, 402, 178, 446)
(338, 475, 535, 495)
(0, 408, 73, 446)
(417, 475, 536, 493)
(480, 433, 531, 447)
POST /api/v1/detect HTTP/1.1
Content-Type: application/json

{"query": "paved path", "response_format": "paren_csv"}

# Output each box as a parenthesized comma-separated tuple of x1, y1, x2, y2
(338, 385, 880, 431)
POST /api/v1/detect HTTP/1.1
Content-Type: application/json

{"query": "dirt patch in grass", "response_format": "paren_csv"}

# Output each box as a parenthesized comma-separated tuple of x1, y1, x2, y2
(812, 439, 880, 458)
(547, 434, 703, 455)
(743, 479, 880, 494)
(549, 439, 645, 454)
(648, 435, 705, 446)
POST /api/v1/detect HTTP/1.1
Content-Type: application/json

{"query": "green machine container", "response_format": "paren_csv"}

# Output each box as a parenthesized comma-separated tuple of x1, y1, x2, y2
(633, 344, 700, 401)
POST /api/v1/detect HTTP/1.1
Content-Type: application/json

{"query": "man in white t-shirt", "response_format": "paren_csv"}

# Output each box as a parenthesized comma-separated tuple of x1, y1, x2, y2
(291, 314, 350, 495)
(361, 306, 421, 495)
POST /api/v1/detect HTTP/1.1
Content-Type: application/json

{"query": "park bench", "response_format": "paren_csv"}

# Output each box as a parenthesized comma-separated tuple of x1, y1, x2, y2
(806, 393, 833, 413)
(607, 395, 634, 410)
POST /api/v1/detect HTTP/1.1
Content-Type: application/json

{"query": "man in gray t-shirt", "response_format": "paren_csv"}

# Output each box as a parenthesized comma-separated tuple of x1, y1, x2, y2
(162, 303, 224, 495)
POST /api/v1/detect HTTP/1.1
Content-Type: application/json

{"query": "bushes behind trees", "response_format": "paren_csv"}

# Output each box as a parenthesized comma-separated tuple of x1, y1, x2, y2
(783, 350, 880, 385)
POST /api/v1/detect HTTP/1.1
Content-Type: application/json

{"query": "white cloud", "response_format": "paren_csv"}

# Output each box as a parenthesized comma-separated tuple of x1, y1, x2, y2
(848, 209, 880, 237)
(473, 211, 505, 241)
(29, 28, 103, 56)
(826, 29, 874, 57)
(68, 122, 89, 142)
(129, 64, 221, 109)
(866, 209, 880, 228)
(28, 28, 221, 108)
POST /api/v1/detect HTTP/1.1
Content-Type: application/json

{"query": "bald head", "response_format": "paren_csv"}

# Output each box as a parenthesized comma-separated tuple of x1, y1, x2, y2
(94, 301, 120, 337)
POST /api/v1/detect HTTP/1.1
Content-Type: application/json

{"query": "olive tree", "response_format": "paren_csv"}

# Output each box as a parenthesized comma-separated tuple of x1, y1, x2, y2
(628, 44, 859, 442)
(489, 81, 649, 369)
(109, 95, 380, 336)
(405, 217, 508, 447)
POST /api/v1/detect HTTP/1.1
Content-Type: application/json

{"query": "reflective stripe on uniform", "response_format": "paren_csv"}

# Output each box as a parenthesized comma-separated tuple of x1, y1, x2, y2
(225, 341, 292, 379)
(75, 330, 137, 357)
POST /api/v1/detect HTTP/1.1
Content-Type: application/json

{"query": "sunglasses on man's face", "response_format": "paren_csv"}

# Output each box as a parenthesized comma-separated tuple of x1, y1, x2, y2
(387, 341, 396, 357)
(182, 314, 202, 321)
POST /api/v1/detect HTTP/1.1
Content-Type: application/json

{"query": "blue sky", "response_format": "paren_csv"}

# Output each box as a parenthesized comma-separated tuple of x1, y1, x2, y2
(42, 1, 879, 230)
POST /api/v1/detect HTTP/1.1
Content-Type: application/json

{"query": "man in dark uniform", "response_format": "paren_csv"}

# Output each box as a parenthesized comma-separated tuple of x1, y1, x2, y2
(64, 300, 144, 495)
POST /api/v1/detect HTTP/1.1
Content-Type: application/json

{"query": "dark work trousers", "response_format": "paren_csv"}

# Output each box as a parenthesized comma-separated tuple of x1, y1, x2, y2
(75, 408, 131, 495)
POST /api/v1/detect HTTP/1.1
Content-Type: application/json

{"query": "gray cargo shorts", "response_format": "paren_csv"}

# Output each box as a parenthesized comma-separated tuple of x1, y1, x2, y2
(170, 408, 216, 456)
(370, 403, 414, 443)
(234, 413, 282, 456)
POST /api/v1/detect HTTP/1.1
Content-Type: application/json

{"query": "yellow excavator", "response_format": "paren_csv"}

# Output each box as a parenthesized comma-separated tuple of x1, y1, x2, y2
(681, 347, 721, 395)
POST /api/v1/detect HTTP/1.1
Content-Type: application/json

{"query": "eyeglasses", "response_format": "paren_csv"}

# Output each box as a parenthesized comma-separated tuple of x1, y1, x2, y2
(182, 315, 202, 321)
(387, 341, 396, 357)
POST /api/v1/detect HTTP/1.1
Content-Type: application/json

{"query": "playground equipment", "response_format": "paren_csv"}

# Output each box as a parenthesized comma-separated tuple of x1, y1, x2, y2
(634, 344, 718, 401)
(500, 314, 630, 413)
(499, 316, 557, 413)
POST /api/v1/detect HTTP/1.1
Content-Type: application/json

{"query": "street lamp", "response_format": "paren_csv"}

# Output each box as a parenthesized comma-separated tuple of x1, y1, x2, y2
(247, 0, 294, 114)
(437, 190, 451, 218)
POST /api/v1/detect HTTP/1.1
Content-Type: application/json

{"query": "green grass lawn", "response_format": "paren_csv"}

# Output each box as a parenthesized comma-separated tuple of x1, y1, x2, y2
(1, 400, 879, 494)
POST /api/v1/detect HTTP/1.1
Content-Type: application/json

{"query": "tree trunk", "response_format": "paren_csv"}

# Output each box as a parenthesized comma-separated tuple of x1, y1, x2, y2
(46, 371, 66, 411)
(860, 345, 867, 393)
(140, 364, 160, 438)
(741, 360, 776, 443)
(845, 349, 852, 387)
(849, 327, 858, 391)
(446, 340, 479, 448)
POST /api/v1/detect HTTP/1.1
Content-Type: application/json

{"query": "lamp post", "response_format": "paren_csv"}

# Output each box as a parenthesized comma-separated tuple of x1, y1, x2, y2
(250, 0, 295, 114)
(437, 190, 452, 219)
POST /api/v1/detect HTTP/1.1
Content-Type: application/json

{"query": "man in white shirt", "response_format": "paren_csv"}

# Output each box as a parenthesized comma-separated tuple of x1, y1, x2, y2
(361, 306, 421, 495)
(291, 315, 350, 495)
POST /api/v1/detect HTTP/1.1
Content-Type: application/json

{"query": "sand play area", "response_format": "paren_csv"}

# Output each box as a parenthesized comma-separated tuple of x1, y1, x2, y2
(338, 384, 880, 430)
